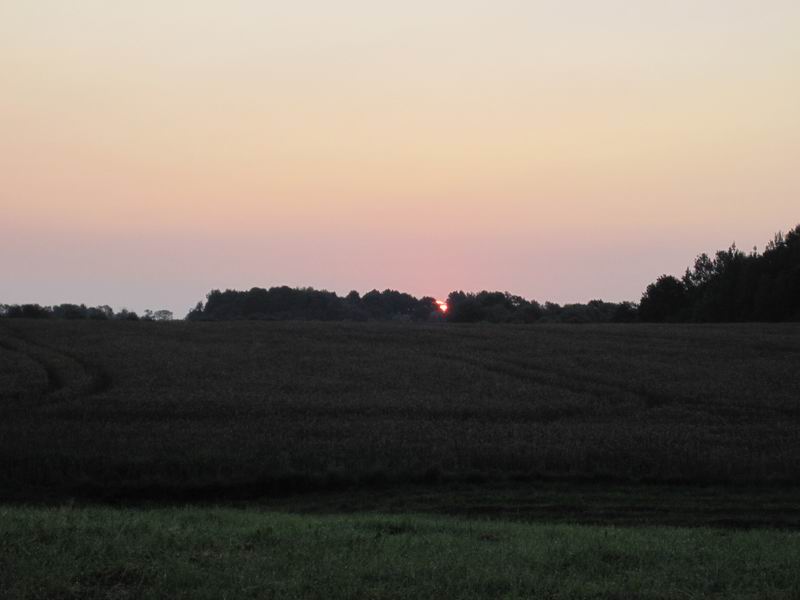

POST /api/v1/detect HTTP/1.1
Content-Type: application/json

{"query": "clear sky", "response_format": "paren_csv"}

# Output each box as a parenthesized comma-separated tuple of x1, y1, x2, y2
(2, 1, 799, 316)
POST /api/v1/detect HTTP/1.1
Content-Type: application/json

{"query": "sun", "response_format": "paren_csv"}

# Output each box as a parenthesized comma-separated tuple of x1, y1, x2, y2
(436, 300, 448, 313)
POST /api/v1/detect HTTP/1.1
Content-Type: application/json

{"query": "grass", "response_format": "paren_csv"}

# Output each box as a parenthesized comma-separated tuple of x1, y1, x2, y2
(2, 505, 800, 600)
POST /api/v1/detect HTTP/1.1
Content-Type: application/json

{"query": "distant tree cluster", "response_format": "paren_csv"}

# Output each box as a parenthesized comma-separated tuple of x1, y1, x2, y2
(186, 287, 440, 322)
(7, 225, 796, 325)
(0, 304, 173, 321)
(445, 292, 637, 324)
(185, 286, 636, 324)
(639, 224, 800, 322)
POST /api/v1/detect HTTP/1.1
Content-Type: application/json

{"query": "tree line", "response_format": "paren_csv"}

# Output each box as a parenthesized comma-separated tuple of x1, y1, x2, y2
(0, 304, 173, 321)
(187, 287, 438, 322)
(184, 286, 638, 323)
(3, 224, 797, 323)
(639, 224, 800, 322)
(181, 223, 800, 323)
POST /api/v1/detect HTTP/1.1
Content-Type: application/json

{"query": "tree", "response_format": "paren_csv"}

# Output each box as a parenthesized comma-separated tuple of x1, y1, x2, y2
(115, 309, 140, 321)
(446, 291, 486, 323)
(638, 276, 687, 322)
(186, 302, 205, 320)
(88, 305, 113, 320)
(17, 304, 50, 319)
(639, 224, 800, 322)
(611, 302, 638, 323)
(413, 296, 438, 321)
(52, 304, 87, 319)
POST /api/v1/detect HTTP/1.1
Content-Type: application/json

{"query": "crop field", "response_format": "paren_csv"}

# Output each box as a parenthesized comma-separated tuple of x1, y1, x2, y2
(1, 320, 799, 499)
(3, 319, 800, 598)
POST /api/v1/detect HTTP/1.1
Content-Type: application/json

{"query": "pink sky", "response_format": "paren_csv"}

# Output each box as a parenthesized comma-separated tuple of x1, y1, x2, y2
(2, 2, 799, 316)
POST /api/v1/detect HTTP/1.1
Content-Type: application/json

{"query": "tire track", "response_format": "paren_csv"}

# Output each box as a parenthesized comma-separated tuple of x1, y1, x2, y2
(430, 349, 701, 414)
(430, 349, 799, 421)
(0, 327, 111, 411)
(431, 349, 654, 401)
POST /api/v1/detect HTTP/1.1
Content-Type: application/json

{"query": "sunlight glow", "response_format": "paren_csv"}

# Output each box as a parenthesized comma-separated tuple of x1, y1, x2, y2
(2, 2, 799, 314)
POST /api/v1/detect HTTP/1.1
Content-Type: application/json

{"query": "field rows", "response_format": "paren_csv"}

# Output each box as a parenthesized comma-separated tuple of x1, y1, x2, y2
(1, 321, 800, 499)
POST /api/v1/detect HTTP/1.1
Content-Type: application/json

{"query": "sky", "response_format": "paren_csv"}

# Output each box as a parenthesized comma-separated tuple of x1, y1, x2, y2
(2, 1, 799, 316)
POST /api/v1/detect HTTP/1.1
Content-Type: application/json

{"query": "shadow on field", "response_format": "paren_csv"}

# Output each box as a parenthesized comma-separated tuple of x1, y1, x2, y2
(5, 479, 800, 531)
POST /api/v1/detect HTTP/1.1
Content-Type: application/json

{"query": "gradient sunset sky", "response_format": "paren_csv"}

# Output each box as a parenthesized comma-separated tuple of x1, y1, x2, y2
(2, 1, 799, 316)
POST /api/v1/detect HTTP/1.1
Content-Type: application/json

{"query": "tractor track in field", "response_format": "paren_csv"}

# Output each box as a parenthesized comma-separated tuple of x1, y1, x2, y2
(432, 349, 673, 405)
(430, 349, 800, 421)
(0, 336, 64, 395)
(0, 326, 111, 411)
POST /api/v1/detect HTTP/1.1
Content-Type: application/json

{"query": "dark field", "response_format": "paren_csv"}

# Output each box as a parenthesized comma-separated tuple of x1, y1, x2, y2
(4, 320, 800, 598)
(2, 320, 799, 500)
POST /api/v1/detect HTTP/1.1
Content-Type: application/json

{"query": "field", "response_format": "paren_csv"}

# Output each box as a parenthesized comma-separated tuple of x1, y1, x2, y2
(2, 320, 800, 496)
(2, 320, 800, 598)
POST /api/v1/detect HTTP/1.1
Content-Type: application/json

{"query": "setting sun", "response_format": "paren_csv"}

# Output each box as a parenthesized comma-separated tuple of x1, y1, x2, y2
(436, 300, 448, 313)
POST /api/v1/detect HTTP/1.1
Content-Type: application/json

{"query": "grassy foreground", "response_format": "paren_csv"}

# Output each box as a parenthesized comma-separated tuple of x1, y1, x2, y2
(2, 506, 799, 600)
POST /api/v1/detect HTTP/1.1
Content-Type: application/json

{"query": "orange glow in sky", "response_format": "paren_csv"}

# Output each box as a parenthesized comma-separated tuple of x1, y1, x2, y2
(1, 2, 799, 315)
(436, 300, 448, 314)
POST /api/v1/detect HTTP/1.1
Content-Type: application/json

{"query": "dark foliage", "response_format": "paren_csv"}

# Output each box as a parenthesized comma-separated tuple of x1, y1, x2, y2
(0, 304, 169, 321)
(639, 276, 688, 323)
(6, 224, 797, 325)
(444, 293, 632, 324)
(186, 287, 440, 322)
(5, 304, 51, 319)
(639, 224, 800, 322)
(187, 286, 636, 323)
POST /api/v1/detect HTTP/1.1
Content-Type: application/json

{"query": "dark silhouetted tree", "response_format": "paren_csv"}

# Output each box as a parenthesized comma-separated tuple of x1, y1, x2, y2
(639, 275, 687, 322)
(642, 225, 800, 322)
